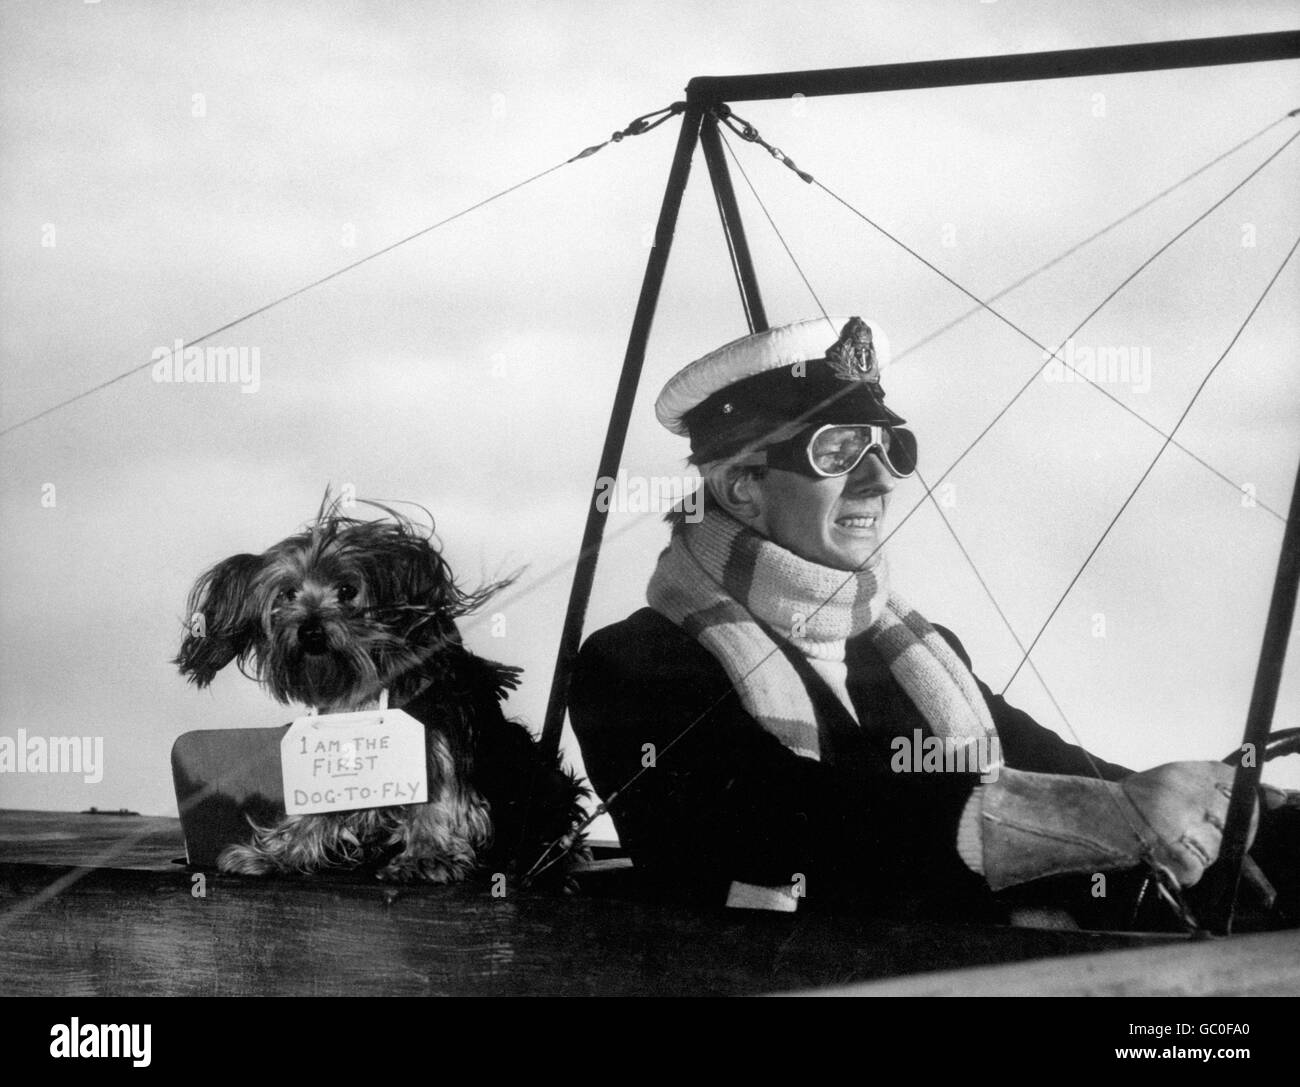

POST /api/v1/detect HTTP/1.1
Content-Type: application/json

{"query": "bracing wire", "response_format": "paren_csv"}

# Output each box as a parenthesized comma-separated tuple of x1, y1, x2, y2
(1000, 230, 1300, 696)
(809, 127, 1300, 523)
(0, 102, 686, 441)
(527, 106, 1300, 893)
(715, 123, 1270, 929)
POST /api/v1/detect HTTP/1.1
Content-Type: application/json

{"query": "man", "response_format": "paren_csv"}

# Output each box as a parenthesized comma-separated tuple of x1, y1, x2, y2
(570, 316, 1274, 923)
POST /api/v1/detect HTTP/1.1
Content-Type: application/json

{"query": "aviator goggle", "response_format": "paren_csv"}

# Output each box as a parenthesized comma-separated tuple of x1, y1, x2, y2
(759, 423, 918, 480)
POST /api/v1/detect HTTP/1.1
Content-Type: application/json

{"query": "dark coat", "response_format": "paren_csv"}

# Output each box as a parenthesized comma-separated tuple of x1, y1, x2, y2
(571, 606, 1131, 920)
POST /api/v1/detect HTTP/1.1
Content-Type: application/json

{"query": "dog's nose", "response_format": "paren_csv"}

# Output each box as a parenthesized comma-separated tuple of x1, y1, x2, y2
(298, 619, 329, 655)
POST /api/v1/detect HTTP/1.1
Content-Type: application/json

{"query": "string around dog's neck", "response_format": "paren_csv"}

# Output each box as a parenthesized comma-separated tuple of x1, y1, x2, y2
(306, 686, 404, 717)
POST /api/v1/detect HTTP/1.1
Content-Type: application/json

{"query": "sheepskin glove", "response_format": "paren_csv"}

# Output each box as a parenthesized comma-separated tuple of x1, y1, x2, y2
(972, 763, 1243, 893)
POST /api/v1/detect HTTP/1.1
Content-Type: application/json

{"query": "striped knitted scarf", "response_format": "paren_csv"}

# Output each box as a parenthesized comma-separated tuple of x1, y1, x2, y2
(646, 507, 998, 761)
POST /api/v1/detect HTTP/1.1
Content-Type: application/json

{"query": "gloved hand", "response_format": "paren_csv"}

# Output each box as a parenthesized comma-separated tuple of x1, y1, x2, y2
(978, 762, 1251, 892)
(1250, 788, 1300, 922)
(1260, 784, 1300, 813)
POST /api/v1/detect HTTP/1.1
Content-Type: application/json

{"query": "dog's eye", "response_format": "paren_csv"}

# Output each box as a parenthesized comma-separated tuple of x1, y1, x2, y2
(337, 584, 358, 603)
(277, 588, 298, 603)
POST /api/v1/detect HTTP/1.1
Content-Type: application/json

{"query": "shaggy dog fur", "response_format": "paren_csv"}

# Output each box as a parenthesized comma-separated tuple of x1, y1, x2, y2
(174, 497, 586, 886)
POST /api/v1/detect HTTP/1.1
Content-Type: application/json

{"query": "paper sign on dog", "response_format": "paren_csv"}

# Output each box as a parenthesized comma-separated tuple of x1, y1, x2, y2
(281, 708, 428, 815)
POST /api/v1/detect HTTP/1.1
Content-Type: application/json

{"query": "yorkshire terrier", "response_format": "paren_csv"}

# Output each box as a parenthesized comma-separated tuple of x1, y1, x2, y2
(174, 495, 587, 886)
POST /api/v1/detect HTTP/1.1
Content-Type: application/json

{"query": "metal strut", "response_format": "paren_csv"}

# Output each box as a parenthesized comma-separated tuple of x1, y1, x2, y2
(685, 31, 1300, 104)
(538, 107, 770, 761)
(538, 103, 706, 763)
(539, 31, 1300, 827)
(700, 112, 768, 334)
(1203, 462, 1300, 934)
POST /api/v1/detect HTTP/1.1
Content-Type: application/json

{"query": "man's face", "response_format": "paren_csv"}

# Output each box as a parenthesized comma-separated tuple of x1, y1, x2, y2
(749, 449, 897, 571)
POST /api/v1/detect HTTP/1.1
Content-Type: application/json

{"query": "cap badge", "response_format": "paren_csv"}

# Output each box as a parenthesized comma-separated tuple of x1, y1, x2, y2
(825, 317, 879, 383)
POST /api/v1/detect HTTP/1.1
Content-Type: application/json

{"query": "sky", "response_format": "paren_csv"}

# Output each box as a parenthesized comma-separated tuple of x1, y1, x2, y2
(1, 0, 1298, 838)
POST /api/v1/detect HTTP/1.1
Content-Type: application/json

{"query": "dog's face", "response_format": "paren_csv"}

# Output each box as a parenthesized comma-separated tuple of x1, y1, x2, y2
(175, 504, 489, 711)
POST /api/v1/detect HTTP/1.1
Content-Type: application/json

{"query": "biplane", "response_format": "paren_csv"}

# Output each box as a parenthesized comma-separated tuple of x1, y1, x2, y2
(1, 29, 1298, 998)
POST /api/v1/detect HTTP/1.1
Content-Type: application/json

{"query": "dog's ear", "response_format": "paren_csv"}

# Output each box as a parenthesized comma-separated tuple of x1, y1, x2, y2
(397, 543, 464, 646)
(354, 527, 461, 632)
(399, 538, 517, 623)
(391, 536, 457, 613)
(174, 553, 266, 687)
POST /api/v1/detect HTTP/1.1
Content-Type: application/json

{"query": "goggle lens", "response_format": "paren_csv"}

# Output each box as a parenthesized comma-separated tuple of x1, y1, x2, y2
(748, 424, 918, 479)
(802, 424, 917, 478)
